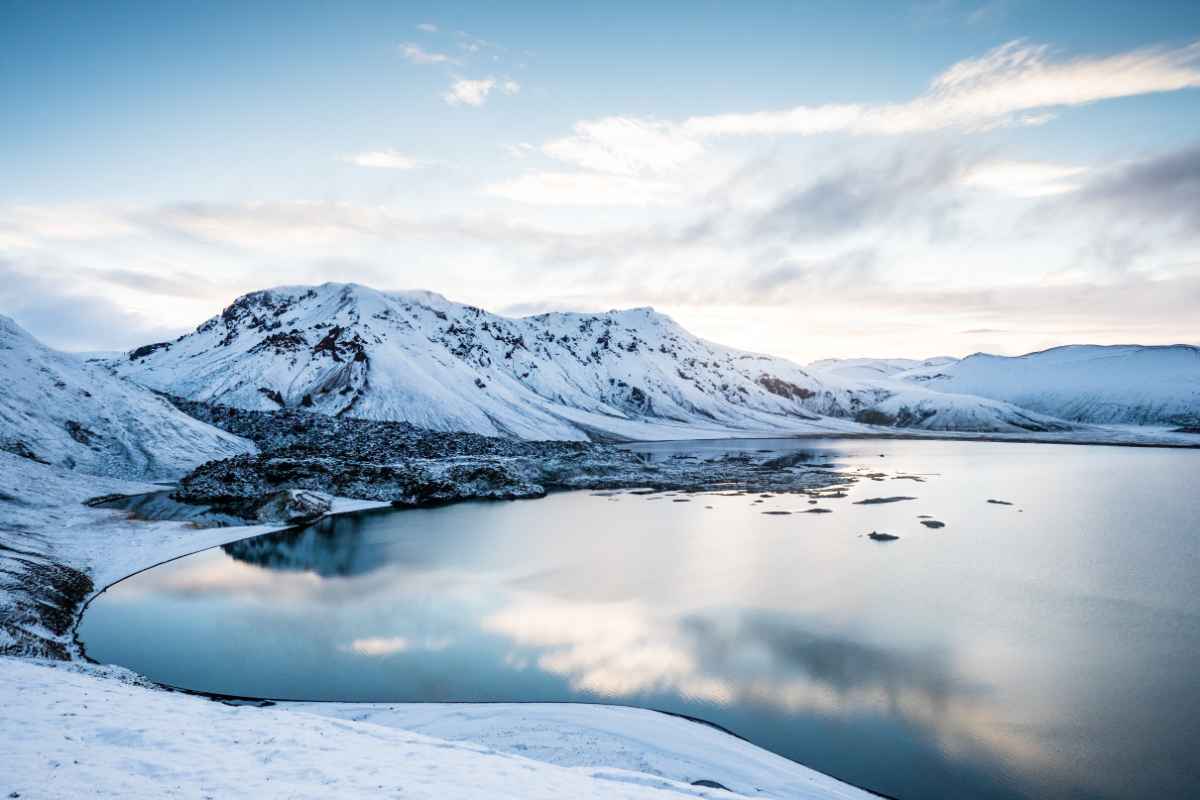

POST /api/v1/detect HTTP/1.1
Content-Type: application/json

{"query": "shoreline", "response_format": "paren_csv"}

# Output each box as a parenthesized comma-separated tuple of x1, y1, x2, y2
(66, 490, 895, 800)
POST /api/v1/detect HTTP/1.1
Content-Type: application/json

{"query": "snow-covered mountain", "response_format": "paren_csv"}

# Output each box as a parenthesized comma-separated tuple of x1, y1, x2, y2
(108, 283, 1079, 440)
(807, 356, 959, 382)
(897, 345, 1200, 426)
(0, 315, 253, 479)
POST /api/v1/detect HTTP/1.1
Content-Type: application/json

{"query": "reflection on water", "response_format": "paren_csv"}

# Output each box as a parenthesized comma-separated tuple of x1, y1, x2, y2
(78, 439, 1200, 800)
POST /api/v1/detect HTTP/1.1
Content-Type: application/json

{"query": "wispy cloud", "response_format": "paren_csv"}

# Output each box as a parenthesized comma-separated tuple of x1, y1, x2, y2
(961, 159, 1089, 197)
(543, 117, 704, 176)
(443, 76, 519, 106)
(541, 40, 1200, 177)
(416, 22, 438, 33)
(339, 637, 409, 656)
(485, 171, 681, 206)
(504, 142, 537, 158)
(341, 149, 425, 170)
(1064, 142, 1200, 236)
(399, 42, 459, 66)
(684, 39, 1200, 137)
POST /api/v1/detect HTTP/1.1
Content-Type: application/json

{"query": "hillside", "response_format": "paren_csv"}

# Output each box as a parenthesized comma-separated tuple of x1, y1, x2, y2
(898, 345, 1200, 426)
(0, 316, 253, 480)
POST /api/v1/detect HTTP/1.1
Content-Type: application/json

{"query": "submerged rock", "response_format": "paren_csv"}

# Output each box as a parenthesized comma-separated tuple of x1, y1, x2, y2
(853, 496, 917, 505)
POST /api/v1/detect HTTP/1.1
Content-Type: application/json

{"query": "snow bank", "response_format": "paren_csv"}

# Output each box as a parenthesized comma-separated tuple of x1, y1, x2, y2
(0, 658, 869, 799)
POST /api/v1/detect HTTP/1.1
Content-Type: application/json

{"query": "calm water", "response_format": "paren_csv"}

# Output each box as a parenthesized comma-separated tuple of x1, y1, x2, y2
(78, 439, 1200, 800)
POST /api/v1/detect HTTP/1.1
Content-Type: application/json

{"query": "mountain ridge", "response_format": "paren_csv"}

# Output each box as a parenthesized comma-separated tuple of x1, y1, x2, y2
(106, 282, 1101, 441)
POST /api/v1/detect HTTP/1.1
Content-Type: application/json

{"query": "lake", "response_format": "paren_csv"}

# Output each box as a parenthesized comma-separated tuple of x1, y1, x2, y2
(77, 438, 1200, 800)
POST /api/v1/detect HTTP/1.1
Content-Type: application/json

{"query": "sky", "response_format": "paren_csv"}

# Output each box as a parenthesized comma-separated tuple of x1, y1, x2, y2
(2, 0, 1199, 361)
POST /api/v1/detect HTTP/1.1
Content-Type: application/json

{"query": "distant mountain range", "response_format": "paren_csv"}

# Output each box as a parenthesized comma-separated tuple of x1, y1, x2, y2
(105, 283, 1197, 440)
(2, 283, 1196, 482)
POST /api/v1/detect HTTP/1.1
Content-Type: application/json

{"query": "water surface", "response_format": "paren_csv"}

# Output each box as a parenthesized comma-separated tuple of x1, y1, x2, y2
(79, 438, 1200, 800)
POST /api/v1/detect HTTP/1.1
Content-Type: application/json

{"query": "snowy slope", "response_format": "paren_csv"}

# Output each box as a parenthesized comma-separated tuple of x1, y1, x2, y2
(1, 657, 873, 800)
(0, 315, 252, 479)
(807, 356, 958, 382)
(898, 345, 1200, 426)
(110, 283, 1080, 440)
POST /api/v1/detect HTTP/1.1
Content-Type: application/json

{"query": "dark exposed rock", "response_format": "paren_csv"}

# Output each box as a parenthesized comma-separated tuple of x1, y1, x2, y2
(691, 779, 731, 790)
(168, 399, 856, 516)
(756, 374, 815, 401)
(0, 557, 93, 660)
(258, 387, 285, 406)
(2, 440, 47, 464)
(127, 341, 172, 361)
(252, 489, 332, 524)
(920, 520, 946, 529)
(987, 499, 1014, 506)
(867, 531, 899, 541)
(64, 420, 98, 446)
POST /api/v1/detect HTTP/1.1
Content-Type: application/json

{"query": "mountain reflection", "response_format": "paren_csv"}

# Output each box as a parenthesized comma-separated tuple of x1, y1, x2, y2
(222, 514, 378, 577)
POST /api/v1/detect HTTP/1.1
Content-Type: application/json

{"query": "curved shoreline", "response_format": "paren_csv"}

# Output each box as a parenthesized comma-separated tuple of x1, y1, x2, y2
(68, 490, 901, 800)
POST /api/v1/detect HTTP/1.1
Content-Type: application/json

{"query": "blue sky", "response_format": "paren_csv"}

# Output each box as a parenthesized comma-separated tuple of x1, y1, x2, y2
(2, 0, 1199, 359)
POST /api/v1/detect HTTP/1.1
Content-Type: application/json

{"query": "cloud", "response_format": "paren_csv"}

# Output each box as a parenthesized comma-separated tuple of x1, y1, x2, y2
(961, 159, 1088, 196)
(744, 249, 879, 299)
(341, 149, 425, 169)
(1065, 141, 1200, 236)
(484, 171, 681, 206)
(399, 42, 459, 65)
(0, 261, 191, 351)
(536, 40, 1200, 181)
(444, 77, 497, 106)
(504, 142, 536, 158)
(751, 150, 964, 241)
(543, 117, 705, 176)
(684, 39, 1200, 137)
(416, 22, 438, 33)
(340, 636, 409, 656)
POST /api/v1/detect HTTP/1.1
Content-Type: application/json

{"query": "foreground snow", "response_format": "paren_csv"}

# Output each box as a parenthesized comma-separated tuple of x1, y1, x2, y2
(0, 659, 872, 800)
(0, 453, 871, 800)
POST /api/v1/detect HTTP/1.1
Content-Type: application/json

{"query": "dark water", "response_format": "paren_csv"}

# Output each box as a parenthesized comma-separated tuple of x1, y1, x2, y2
(78, 438, 1200, 800)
